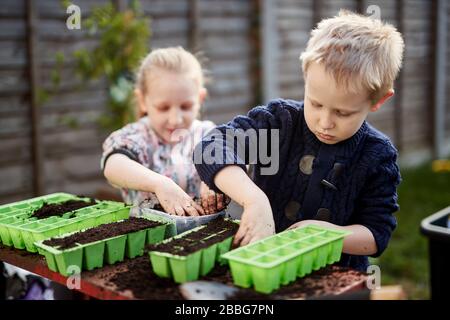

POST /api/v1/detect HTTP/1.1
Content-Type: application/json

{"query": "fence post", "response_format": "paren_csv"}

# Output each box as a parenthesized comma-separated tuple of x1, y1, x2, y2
(261, 0, 279, 103)
(394, 0, 404, 151)
(433, 0, 447, 159)
(26, 0, 44, 196)
(188, 0, 200, 52)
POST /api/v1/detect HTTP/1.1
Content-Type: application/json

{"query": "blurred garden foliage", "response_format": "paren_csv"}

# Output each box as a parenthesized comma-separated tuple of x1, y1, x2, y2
(371, 162, 450, 299)
(53, 0, 151, 131)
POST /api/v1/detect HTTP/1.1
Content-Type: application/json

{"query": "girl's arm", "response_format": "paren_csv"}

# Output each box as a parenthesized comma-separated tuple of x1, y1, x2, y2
(104, 153, 204, 216)
(104, 153, 165, 192)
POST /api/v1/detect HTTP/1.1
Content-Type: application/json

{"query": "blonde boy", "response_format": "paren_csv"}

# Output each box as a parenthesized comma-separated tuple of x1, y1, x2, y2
(194, 11, 404, 270)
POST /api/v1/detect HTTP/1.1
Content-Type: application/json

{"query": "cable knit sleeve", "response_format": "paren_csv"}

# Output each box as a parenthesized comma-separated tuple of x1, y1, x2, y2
(352, 143, 401, 257)
(193, 99, 300, 192)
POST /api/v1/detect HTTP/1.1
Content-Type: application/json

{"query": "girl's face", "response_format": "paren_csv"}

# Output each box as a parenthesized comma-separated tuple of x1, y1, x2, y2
(137, 69, 206, 144)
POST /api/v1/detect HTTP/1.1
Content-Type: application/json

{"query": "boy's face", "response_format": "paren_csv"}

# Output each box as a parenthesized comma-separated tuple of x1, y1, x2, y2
(303, 62, 373, 145)
(137, 70, 206, 144)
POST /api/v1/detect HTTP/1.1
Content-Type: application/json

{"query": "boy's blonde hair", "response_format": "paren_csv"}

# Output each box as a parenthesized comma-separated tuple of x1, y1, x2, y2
(136, 46, 206, 96)
(300, 10, 404, 102)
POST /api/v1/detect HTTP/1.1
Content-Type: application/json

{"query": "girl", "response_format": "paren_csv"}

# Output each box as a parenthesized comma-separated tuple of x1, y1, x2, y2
(101, 47, 227, 216)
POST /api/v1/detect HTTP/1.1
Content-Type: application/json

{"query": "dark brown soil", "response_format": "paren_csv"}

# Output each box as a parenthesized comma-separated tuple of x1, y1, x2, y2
(146, 217, 238, 256)
(105, 258, 234, 300)
(226, 265, 367, 300)
(31, 199, 97, 219)
(106, 255, 184, 300)
(105, 255, 366, 300)
(43, 217, 163, 250)
(151, 203, 166, 212)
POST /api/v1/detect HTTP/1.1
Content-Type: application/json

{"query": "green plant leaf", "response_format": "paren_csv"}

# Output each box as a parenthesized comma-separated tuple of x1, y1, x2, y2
(47, 0, 151, 131)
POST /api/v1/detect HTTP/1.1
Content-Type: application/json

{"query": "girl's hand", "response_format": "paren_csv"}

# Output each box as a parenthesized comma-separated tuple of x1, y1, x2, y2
(233, 196, 275, 246)
(199, 182, 231, 215)
(155, 177, 204, 216)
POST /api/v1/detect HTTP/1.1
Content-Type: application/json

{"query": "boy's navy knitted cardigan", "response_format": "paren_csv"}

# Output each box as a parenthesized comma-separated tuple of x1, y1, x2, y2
(194, 99, 401, 271)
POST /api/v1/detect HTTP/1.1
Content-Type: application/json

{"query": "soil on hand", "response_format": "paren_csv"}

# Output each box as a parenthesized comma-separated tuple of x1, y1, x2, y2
(31, 199, 97, 219)
(43, 217, 163, 250)
(146, 217, 238, 256)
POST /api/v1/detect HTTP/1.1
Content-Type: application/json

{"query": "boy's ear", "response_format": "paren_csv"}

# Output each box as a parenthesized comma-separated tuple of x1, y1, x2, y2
(199, 87, 208, 104)
(135, 89, 147, 116)
(370, 89, 394, 112)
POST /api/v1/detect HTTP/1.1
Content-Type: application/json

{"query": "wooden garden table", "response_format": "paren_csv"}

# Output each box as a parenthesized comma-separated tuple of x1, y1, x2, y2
(0, 245, 367, 300)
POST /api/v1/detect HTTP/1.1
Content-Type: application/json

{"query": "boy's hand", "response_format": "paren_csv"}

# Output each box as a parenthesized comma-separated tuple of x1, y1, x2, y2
(233, 196, 275, 247)
(287, 219, 334, 230)
(155, 177, 204, 216)
(199, 182, 231, 215)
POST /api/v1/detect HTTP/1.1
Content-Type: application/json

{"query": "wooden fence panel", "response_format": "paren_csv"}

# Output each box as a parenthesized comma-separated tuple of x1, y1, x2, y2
(197, 0, 255, 125)
(0, 0, 448, 205)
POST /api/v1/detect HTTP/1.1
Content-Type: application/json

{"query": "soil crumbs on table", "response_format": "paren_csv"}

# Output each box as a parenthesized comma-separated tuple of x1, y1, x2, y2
(226, 266, 367, 300)
(105, 254, 366, 300)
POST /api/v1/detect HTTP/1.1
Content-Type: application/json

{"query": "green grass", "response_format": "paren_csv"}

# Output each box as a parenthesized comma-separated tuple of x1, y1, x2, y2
(369, 162, 450, 299)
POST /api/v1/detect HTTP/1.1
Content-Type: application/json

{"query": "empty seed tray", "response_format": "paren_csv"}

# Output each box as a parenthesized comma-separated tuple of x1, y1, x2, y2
(220, 224, 352, 294)
(148, 218, 238, 283)
(0, 193, 131, 252)
(34, 212, 175, 276)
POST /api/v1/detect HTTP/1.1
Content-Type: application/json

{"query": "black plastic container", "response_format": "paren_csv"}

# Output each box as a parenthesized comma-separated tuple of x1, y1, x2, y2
(420, 206, 450, 300)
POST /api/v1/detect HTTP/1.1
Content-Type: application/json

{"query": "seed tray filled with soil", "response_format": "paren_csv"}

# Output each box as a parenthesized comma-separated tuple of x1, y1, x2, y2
(220, 224, 352, 294)
(139, 198, 227, 234)
(147, 217, 239, 283)
(0, 193, 131, 252)
(34, 212, 175, 276)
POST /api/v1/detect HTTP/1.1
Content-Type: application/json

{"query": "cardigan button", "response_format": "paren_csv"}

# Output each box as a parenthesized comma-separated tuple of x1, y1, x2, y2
(285, 201, 301, 221)
(316, 208, 331, 221)
(299, 155, 315, 175)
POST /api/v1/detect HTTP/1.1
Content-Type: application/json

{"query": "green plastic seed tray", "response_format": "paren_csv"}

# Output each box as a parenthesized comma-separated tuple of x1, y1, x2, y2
(148, 219, 237, 283)
(0, 193, 132, 252)
(34, 213, 175, 276)
(220, 224, 352, 294)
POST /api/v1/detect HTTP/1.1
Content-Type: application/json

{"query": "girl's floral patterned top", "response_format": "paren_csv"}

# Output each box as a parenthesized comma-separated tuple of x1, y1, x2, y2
(101, 117, 215, 206)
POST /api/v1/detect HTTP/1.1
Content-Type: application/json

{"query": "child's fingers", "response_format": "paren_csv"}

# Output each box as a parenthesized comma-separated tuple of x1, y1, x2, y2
(184, 200, 204, 216)
(161, 203, 175, 215)
(192, 201, 205, 215)
(233, 224, 248, 246)
(216, 193, 224, 210)
(239, 232, 253, 246)
(174, 205, 186, 216)
(207, 190, 216, 214)
(184, 204, 199, 216)
(201, 196, 209, 215)
(286, 222, 301, 230)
